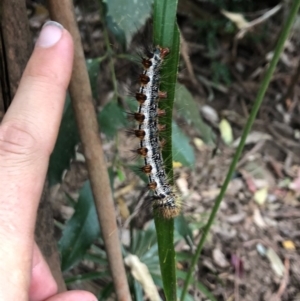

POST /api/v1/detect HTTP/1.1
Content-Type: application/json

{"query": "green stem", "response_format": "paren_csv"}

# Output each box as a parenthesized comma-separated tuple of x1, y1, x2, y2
(100, 2, 118, 97)
(180, 1, 300, 299)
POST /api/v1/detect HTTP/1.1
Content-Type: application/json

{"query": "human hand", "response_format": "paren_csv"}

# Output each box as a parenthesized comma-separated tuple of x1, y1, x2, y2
(0, 21, 97, 301)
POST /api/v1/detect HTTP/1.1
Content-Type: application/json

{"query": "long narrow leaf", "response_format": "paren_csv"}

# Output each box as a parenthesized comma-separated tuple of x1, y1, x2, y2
(153, 0, 180, 300)
(59, 181, 100, 271)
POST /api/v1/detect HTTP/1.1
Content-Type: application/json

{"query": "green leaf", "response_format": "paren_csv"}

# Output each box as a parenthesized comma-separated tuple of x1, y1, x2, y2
(172, 121, 195, 168)
(154, 18, 180, 180)
(65, 271, 108, 285)
(174, 83, 214, 145)
(176, 289, 194, 301)
(174, 214, 194, 248)
(98, 101, 128, 139)
(59, 181, 100, 271)
(103, 0, 153, 47)
(86, 58, 104, 100)
(84, 252, 107, 265)
(153, 0, 180, 300)
(176, 251, 193, 261)
(177, 271, 217, 301)
(196, 282, 218, 301)
(133, 279, 144, 301)
(48, 95, 79, 186)
(154, 217, 177, 301)
(98, 283, 114, 300)
(130, 224, 161, 281)
(126, 226, 164, 297)
(105, 15, 126, 49)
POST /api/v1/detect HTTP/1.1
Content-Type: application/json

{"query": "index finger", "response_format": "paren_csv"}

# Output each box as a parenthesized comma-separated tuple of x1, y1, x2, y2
(0, 21, 73, 299)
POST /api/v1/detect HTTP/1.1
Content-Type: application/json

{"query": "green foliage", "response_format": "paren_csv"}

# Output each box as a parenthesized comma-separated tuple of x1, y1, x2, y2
(172, 121, 195, 168)
(153, 0, 180, 299)
(86, 58, 105, 99)
(195, 20, 233, 86)
(98, 100, 128, 139)
(103, 0, 153, 48)
(129, 222, 214, 300)
(59, 181, 100, 271)
(132, 281, 144, 301)
(174, 83, 214, 144)
(130, 224, 161, 281)
(174, 214, 194, 248)
(177, 270, 217, 301)
(211, 61, 231, 86)
(64, 271, 107, 285)
(98, 283, 114, 300)
(48, 95, 79, 186)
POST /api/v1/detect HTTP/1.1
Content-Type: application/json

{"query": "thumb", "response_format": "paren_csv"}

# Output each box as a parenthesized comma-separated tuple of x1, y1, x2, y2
(45, 291, 97, 301)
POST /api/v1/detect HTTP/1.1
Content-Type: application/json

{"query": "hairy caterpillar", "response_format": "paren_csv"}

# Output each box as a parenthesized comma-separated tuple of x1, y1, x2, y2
(132, 46, 181, 219)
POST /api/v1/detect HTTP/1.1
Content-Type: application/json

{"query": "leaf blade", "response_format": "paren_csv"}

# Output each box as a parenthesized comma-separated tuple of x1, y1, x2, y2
(59, 181, 100, 271)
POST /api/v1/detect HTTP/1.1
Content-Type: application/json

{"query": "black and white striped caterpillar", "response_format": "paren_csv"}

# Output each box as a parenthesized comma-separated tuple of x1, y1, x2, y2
(132, 46, 180, 219)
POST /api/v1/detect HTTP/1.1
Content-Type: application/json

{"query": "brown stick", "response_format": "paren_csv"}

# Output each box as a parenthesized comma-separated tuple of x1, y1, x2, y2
(46, 1, 132, 300)
(0, 0, 66, 291)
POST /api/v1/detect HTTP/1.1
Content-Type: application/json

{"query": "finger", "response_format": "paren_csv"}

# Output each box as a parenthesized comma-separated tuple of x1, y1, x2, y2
(45, 291, 97, 301)
(0, 21, 73, 299)
(29, 243, 58, 301)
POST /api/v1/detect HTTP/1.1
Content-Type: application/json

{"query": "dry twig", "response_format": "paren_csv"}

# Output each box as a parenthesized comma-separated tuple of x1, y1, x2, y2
(47, 1, 132, 300)
(271, 258, 290, 301)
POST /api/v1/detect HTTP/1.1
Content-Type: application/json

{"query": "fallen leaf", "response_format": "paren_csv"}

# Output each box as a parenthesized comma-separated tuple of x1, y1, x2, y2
(242, 160, 276, 189)
(256, 243, 267, 257)
(213, 248, 229, 268)
(226, 212, 246, 224)
(176, 175, 189, 197)
(173, 161, 183, 168)
(240, 170, 257, 193)
(125, 254, 160, 301)
(253, 206, 266, 228)
(219, 118, 233, 145)
(226, 178, 244, 195)
(202, 188, 220, 199)
(221, 10, 249, 29)
(231, 254, 244, 278)
(117, 197, 130, 219)
(193, 137, 204, 150)
(201, 105, 219, 125)
(233, 131, 271, 147)
(266, 248, 284, 277)
(282, 240, 295, 250)
(254, 187, 268, 205)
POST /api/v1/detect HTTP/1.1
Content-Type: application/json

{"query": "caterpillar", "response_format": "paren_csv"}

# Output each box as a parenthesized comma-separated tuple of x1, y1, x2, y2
(132, 46, 181, 219)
